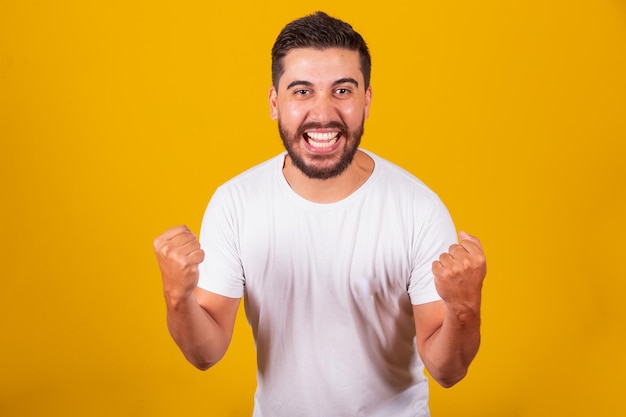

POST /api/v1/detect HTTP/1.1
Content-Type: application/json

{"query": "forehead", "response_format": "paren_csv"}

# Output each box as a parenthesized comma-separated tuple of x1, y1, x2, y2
(279, 47, 363, 88)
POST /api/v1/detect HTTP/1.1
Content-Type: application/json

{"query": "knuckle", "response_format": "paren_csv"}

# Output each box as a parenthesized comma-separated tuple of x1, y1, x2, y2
(449, 264, 463, 276)
(159, 242, 173, 257)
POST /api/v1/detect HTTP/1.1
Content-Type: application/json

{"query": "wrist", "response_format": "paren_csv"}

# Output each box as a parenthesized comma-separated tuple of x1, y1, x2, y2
(445, 301, 481, 325)
(164, 288, 197, 311)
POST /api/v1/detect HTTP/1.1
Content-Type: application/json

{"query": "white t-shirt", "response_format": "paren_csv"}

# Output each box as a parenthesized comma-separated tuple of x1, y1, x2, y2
(198, 150, 457, 417)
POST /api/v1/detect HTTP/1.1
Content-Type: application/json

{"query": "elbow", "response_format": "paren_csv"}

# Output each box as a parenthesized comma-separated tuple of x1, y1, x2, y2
(193, 361, 215, 371)
(190, 358, 219, 371)
(185, 352, 222, 371)
(178, 341, 228, 371)
(432, 369, 468, 388)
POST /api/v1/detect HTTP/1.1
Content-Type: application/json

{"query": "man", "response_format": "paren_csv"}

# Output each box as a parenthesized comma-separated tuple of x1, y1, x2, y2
(154, 11, 486, 417)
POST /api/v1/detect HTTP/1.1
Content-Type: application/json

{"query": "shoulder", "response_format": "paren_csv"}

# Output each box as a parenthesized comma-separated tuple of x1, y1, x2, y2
(363, 149, 442, 202)
(220, 153, 285, 189)
(202, 154, 286, 228)
(210, 153, 285, 200)
(359, 150, 453, 230)
(204, 153, 287, 217)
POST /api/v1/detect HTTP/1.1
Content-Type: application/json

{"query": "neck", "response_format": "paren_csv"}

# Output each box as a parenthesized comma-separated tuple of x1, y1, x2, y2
(282, 150, 374, 204)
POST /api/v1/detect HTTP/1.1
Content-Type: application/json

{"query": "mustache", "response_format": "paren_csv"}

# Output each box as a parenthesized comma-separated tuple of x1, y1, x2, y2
(296, 121, 347, 136)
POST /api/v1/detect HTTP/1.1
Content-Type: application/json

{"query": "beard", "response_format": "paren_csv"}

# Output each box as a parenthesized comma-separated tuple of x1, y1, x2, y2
(278, 119, 365, 180)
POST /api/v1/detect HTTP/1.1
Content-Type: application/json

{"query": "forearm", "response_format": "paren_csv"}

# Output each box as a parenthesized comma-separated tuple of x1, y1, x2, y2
(165, 294, 230, 370)
(424, 231, 486, 387)
(154, 226, 238, 370)
(422, 306, 481, 388)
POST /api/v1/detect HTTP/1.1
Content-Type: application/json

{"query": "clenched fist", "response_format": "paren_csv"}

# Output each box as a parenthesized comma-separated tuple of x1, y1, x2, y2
(153, 225, 205, 302)
(432, 231, 486, 312)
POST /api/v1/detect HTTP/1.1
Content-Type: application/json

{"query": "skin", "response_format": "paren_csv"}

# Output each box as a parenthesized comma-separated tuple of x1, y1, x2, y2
(270, 48, 374, 202)
(416, 231, 486, 387)
(153, 47, 487, 387)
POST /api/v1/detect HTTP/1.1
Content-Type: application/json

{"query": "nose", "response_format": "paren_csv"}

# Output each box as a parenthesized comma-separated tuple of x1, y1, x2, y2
(309, 93, 337, 124)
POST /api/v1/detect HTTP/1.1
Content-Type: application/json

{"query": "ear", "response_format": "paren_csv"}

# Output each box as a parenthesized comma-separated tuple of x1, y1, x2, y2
(269, 86, 278, 120)
(364, 86, 373, 120)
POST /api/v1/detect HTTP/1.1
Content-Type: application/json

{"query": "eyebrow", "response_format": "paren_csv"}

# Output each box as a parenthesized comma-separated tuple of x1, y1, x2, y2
(333, 78, 359, 88)
(286, 78, 360, 90)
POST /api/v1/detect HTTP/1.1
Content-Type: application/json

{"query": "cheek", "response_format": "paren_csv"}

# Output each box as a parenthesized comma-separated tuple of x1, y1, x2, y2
(342, 104, 364, 124)
(280, 103, 307, 124)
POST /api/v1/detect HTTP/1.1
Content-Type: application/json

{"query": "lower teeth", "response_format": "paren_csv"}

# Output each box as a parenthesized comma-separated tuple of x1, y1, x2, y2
(308, 139, 336, 148)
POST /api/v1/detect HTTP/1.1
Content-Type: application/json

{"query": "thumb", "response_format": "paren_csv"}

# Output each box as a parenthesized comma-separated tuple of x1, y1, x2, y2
(459, 231, 482, 247)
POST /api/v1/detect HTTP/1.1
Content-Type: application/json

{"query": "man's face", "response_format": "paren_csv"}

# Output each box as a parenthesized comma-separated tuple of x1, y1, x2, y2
(269, 48, 372, 179)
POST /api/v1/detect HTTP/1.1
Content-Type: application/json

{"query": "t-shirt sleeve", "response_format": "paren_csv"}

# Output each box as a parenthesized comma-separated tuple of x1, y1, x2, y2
(408, 194, 457, 305)
(197, 186, 245, 298)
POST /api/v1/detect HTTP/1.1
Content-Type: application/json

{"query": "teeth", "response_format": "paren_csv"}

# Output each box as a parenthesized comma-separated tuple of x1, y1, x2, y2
(308, 137, 337, 148)
(305, 131, 339, 148)
(307, 131, 338, 141)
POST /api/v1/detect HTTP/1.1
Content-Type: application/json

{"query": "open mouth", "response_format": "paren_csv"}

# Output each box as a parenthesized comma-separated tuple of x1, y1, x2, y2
(304, 131, 342, 148)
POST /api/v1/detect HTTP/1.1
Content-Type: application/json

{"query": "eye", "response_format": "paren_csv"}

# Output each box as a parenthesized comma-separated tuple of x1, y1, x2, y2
(294, 89, 310, 96)
(335, 88, 351, 96)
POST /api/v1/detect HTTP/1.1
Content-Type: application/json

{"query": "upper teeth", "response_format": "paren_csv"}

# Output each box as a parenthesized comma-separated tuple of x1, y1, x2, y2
(307, 132, 338, 141)
(306, 132, 339, 148)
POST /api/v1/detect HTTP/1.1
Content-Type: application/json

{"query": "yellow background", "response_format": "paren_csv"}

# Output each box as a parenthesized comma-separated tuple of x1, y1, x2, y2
(1, 0, 625, 416)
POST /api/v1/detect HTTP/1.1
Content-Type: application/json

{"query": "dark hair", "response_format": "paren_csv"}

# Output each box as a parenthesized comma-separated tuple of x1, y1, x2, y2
(271, 11, 371, 90)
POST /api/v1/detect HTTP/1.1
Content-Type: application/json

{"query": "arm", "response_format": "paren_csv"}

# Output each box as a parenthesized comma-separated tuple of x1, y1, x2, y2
(413, 231, 486, 388)
(153, 225, 240, 370)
